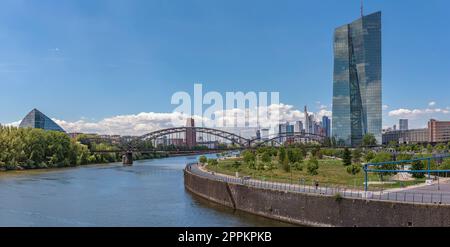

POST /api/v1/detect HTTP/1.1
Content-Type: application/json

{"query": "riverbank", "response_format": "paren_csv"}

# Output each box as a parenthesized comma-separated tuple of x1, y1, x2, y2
(0, 154, 168, 175)
(185, 163, 450, 227)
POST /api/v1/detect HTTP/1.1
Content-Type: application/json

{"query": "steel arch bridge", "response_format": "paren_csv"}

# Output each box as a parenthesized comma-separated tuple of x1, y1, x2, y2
(251, 132, 326, 147)
(139, 127, 251, 147)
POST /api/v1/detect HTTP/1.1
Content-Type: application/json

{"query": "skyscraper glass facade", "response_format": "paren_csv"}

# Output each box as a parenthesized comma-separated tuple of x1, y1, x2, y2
(332, 11, 382, 146)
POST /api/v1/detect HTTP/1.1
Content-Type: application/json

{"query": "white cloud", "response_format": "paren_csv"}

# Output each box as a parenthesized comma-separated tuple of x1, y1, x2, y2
(3, 121, 21, 127)
(429, 101, 436, 107)
(388, 108, 450, 118)
(382, 105, 389, 110)
(3, 104, 333, 137)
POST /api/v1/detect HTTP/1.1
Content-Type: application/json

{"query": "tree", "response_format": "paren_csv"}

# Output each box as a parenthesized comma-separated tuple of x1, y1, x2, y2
(242, 150, 255, 165)
(299, 145, 307, 158)
(347, 164, 361, 175)
(365, 150, 375, 163)
(411, 160, 425, 178)
(278, 147, 287, 164)
(342, 148, 352, 166)
(199, 155, 207, 165)
(307, 157, 319, 175)
(312, 146, 323, 159)
(293, 161, 303, 171)
(362, 133, 377, 147)
(371, 152, 394, 180)
(352, 148, 362, 164)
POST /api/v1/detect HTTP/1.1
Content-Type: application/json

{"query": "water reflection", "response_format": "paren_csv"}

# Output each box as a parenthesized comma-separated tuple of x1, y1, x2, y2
(0, 155, 292, 227)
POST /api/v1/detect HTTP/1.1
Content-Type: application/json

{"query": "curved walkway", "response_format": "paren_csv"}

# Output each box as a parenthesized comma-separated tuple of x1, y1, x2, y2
(186, 163, 450, 205)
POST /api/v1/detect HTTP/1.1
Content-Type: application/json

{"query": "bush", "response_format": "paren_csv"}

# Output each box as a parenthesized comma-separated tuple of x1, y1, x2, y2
(307, 158, 319, 175)
(293, 161, 303, 171)
(342, 148, 352, 166)
(207, 159, 218, 167)
(346, 164, 361, 175)
(199, 155, 207, 164)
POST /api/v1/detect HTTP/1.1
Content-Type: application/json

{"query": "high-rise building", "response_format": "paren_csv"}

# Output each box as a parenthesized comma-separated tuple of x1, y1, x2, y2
(332, 11, 382, 146)
(294, 121, 303, 133)
(322, 116, 331, 137)
(304, 106, 311, 134)
(286, 124, 294, 135)
(399, 119, 409, 131)
(185, 118, 196, 148)
(308, 115, 315, 134)
(428, 119, 450, 143)
(19, 108, 65, 132)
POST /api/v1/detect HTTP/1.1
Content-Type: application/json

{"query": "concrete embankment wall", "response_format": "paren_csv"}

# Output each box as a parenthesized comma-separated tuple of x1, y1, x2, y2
(184, 169, 450, 227)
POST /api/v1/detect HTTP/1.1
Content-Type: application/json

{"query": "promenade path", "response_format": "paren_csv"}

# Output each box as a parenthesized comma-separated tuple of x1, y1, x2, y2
(187, 163, 450, 205)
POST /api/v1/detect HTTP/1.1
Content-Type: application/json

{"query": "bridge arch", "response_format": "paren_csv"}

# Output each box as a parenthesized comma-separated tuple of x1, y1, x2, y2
(139, 127, 251, 147)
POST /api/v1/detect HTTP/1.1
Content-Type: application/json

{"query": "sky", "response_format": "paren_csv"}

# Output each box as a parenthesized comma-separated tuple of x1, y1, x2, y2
(0, 0, 449, 135)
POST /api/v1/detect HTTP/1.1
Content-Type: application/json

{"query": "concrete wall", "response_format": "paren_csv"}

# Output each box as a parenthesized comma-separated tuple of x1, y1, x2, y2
(184, 170, 450, 227)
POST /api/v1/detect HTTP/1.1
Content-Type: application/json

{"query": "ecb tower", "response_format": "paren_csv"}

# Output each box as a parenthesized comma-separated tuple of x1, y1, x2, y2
(332, 11, 382, 146)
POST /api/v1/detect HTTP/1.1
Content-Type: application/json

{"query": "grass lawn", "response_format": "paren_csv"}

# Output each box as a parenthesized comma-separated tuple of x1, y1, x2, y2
(206, 158, 426, 190)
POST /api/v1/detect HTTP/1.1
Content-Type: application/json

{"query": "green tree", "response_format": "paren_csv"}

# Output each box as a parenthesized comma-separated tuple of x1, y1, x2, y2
(352, 148, 362, 164)
(242, 150, 256, 166)
(278, 146, 287, 164)
(365, 150, 375, 163)
(411, 160, 425, 178)
(346, 164, 361, 175)
(342, 148, 352, 166)
(312, 146, 323, 159)
(362, 133, 377, 147)
(281, 157, 290, 172)
(293, 161, 303, 171)
(199, 155, 207, 165)
(307, 157, 319, 175)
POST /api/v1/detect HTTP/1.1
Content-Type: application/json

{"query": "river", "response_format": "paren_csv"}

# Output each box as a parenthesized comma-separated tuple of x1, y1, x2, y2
(0, 155, 291, 226)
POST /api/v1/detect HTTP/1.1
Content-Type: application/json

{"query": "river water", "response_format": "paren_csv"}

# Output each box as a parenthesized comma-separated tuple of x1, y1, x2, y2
(0, 155, 291, 226)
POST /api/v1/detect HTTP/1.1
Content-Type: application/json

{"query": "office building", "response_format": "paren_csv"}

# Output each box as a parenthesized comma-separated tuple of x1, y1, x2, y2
(399, 119, 408, 131)
(428, 119, 450, 143)
(322, 116, 331, 137)
(332, 11, 382, 146)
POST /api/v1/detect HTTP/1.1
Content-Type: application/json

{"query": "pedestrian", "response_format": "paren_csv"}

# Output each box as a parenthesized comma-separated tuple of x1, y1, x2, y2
(315, 181, 319, 190)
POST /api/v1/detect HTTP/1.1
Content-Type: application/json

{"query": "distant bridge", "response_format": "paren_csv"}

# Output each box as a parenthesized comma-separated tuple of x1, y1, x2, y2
(86, 126, 326, 165)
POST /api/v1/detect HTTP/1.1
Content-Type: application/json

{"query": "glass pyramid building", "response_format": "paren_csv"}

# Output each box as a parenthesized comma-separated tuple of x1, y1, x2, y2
(19, 108, 65, 132)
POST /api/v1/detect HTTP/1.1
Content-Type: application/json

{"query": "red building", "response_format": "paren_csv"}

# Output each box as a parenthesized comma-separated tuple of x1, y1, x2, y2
(185, 118, 197, 148)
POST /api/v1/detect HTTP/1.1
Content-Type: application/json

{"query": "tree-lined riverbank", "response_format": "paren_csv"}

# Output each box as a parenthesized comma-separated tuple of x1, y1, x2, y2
(0, 126, 168, 171)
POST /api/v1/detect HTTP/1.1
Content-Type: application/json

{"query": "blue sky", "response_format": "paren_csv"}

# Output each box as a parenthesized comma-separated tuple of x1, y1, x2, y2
(1, 0, 449, 134)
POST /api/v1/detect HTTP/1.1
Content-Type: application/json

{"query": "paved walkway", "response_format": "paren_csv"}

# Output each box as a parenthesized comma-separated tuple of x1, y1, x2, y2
(187, 163, 450, 205)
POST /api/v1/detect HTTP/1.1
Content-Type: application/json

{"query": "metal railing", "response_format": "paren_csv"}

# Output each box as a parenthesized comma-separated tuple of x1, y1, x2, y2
(185, 163, 450, 205)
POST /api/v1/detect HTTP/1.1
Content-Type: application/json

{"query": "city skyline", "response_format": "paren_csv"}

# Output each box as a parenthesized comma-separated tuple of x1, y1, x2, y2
(1, 0, 450, 134)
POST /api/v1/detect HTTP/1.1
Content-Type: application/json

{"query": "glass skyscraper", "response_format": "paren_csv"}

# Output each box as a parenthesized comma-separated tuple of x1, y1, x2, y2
(332, 11, 382, 146)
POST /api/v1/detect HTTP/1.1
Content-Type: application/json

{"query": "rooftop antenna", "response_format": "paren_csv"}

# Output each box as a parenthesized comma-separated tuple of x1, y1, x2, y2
(360, 0, 364, 17)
